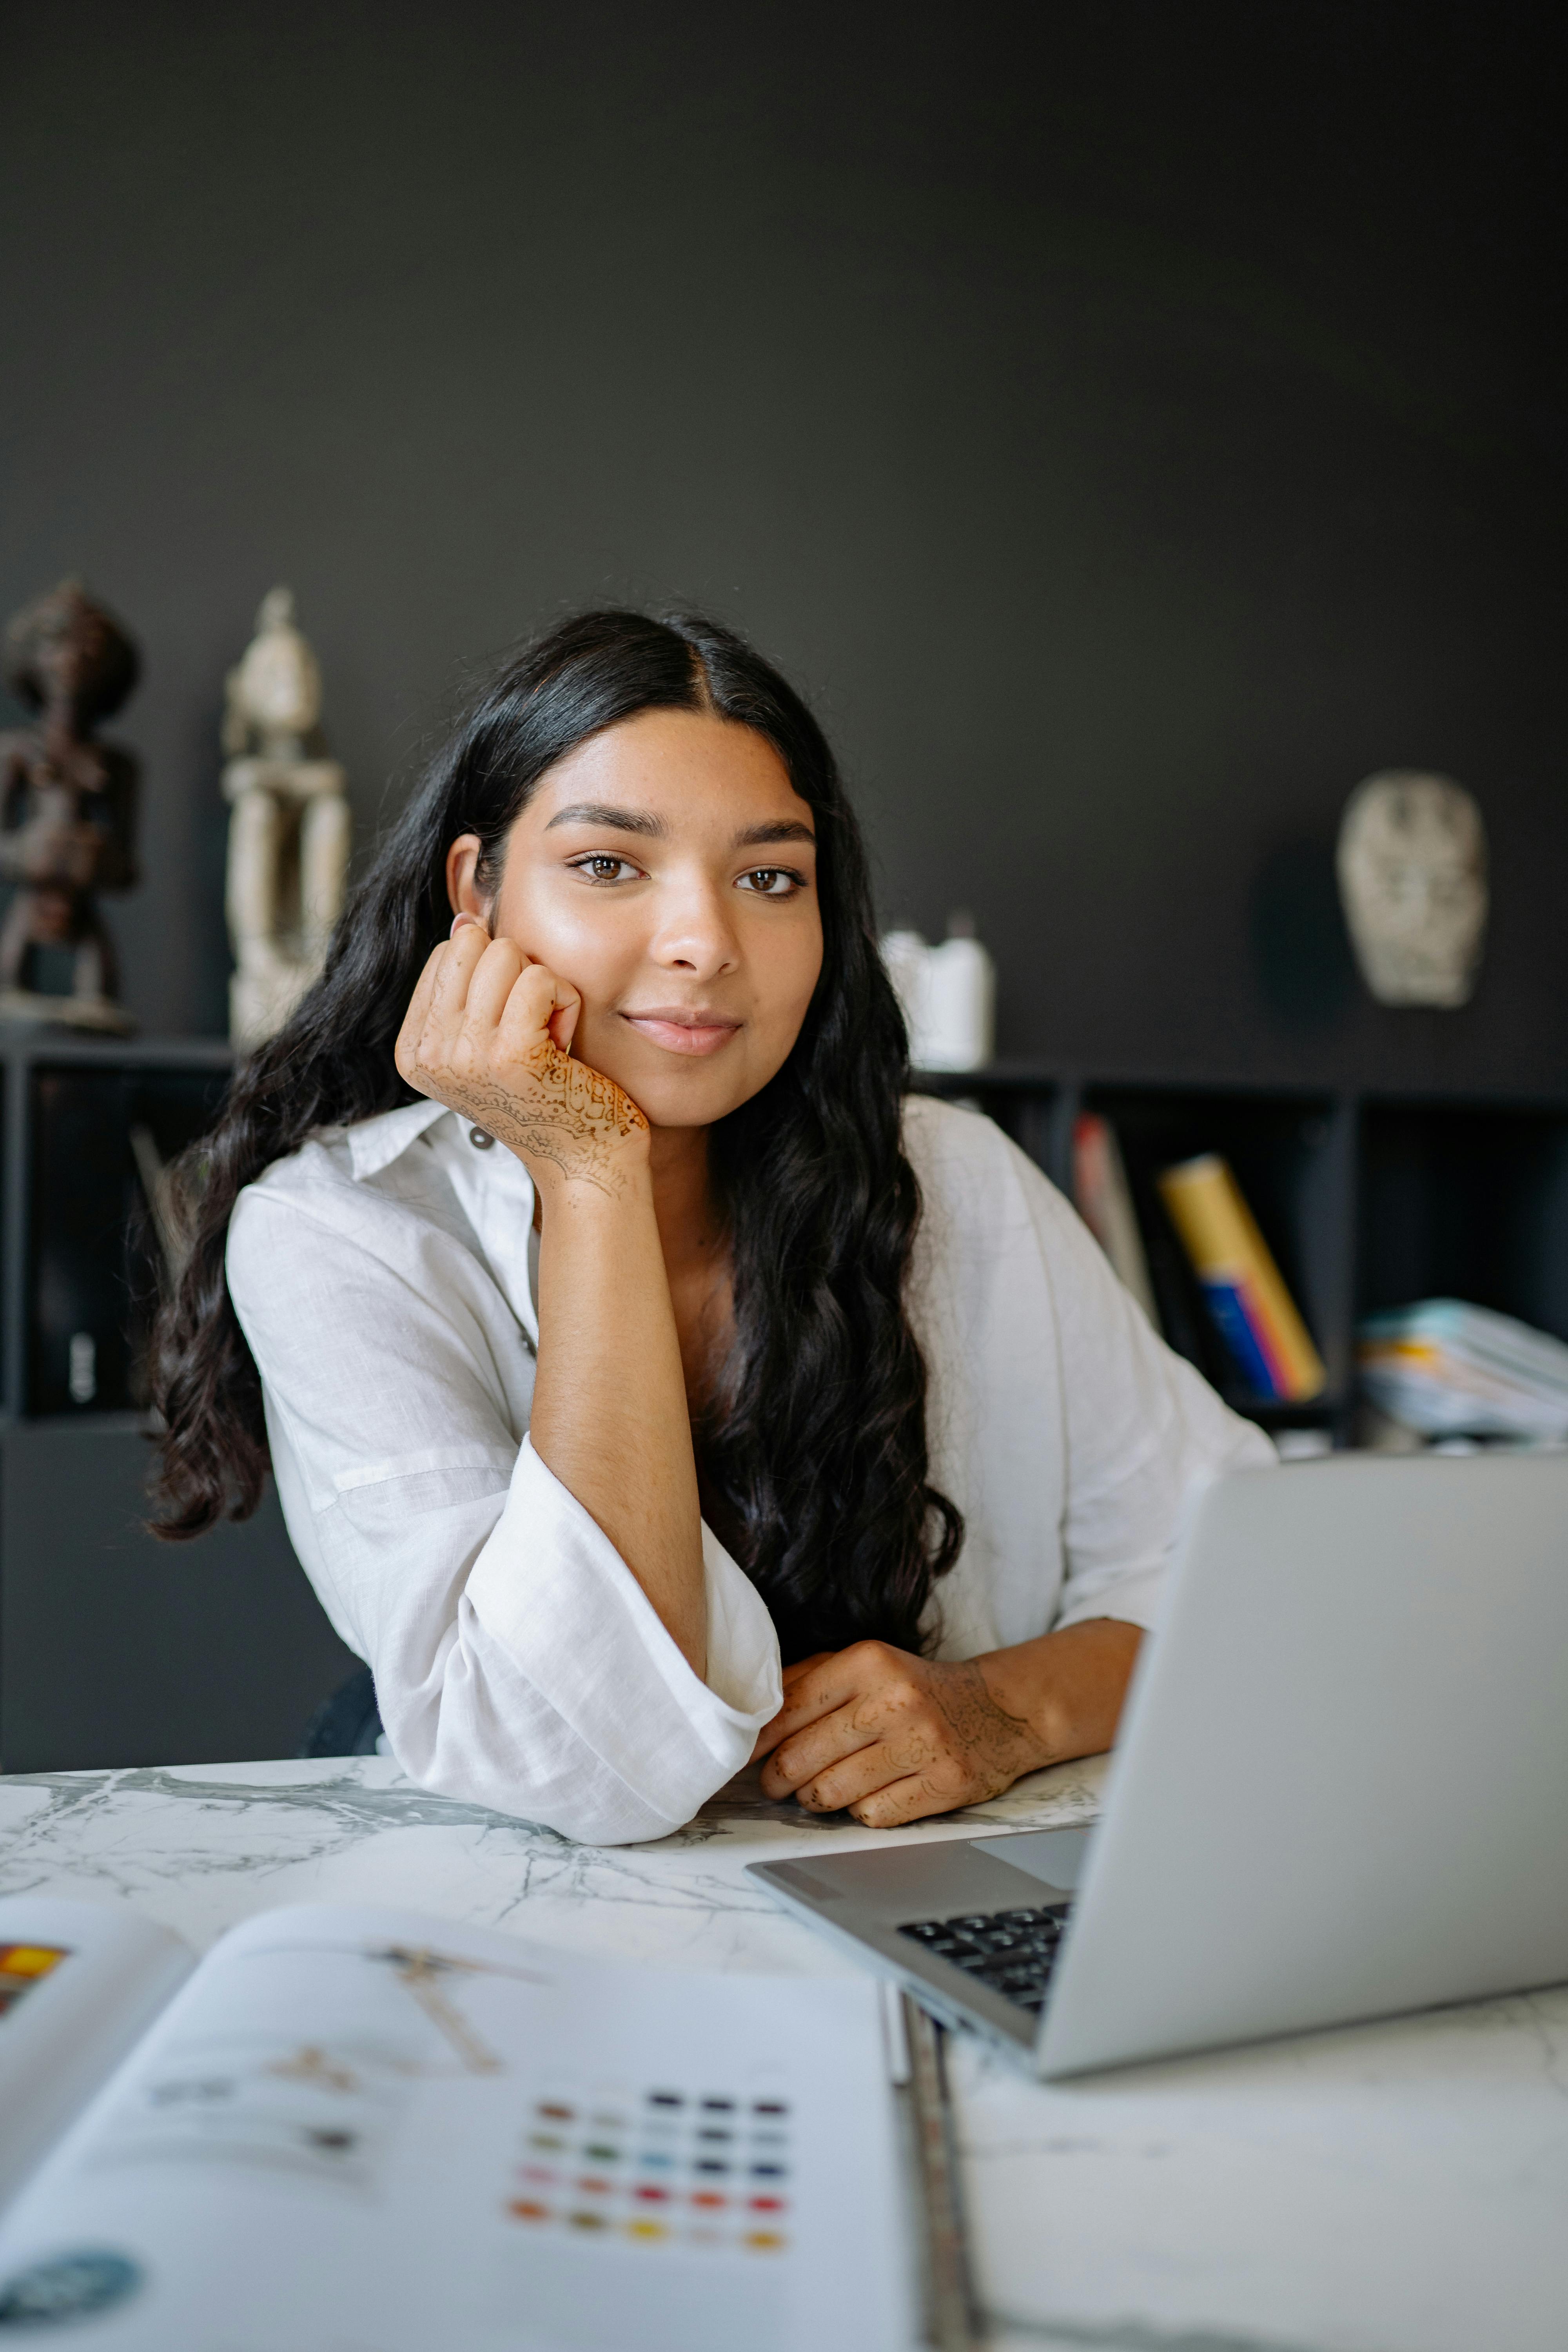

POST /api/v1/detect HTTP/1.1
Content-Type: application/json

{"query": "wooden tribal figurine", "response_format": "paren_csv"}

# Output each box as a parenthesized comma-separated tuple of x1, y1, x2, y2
(0, 579, 141, 1031)
(222, 588, 352, 1048)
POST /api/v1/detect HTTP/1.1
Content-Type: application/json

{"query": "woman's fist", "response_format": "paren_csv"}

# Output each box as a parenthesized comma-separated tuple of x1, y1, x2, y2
(750, 1640, 1050, 1827)
(394, 920, 649, 1194)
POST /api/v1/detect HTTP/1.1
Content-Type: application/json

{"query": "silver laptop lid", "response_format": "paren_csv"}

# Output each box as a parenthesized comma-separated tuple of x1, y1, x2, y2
(1038, 1452, 1568, 2076)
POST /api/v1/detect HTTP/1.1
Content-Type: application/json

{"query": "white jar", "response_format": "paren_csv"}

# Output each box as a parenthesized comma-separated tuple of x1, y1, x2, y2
(880, 915, 995, 1072)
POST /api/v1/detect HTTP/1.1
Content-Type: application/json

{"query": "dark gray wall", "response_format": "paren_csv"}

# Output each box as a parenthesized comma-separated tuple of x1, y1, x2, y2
(3, 1, 1565, 1091)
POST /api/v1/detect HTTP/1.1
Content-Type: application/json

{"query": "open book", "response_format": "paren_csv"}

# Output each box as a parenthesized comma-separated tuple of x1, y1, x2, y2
(0, 1896, 913, 2350)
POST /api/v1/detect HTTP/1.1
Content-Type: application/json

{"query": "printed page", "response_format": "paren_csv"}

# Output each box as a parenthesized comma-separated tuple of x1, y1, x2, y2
(0, 1901, 915, 2352)
(0, 1897, 192, 2215)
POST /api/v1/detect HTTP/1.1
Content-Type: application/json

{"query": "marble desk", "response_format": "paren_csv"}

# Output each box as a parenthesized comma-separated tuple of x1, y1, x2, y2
(2, 1754, 1563, 2352)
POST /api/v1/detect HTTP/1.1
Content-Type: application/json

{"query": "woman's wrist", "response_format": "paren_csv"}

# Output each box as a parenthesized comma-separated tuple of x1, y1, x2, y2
(524, 1128, 653, 1215)
(976, 1619, 1143, 1769)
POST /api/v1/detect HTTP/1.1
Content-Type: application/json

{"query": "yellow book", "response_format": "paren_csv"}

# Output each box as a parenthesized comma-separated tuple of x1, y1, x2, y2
(1157, 1154, 1325, 1403)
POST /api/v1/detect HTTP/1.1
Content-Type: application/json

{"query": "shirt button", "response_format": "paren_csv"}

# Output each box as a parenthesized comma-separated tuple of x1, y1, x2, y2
(468, 1127, 496, 1150)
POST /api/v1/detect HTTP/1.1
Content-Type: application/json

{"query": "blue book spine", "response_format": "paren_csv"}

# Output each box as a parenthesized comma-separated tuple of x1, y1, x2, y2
(1200, 1279, 1285, 1399)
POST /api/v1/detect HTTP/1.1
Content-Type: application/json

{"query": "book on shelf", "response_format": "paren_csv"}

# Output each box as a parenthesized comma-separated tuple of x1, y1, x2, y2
(1071, 1113, 1162, 1332)
(0, 1896, 909, 2351)
(1156, 1154, 1326, 1405)
(1358, 1298, 1568, 1441)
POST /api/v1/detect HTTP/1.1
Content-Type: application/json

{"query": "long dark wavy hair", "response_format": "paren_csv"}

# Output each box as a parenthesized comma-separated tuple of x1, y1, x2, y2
(150, 610, 963, 1657)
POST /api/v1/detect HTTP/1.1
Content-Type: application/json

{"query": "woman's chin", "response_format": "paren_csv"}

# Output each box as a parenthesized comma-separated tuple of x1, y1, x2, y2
(633, 1074, 755, 1131)
(590, 1050, 757, 1133)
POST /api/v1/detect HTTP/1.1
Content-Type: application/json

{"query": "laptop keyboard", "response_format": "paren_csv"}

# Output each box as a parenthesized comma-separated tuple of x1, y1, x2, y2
(897, 1903, 1071, 2014)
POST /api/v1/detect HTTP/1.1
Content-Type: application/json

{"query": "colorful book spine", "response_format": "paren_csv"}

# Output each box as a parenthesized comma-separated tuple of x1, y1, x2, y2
(1156, 1154, 1326, 1403)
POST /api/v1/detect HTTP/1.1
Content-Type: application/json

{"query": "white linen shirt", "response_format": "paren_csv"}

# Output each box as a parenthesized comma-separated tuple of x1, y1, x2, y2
(226, 1094, 1272, 1844)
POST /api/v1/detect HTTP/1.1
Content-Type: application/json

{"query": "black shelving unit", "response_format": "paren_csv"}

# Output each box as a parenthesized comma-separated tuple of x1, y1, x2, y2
(5, 1031, 1565, 1770)
(0, 1030, 355, 1772)
(917, 1065, 1568, 1447)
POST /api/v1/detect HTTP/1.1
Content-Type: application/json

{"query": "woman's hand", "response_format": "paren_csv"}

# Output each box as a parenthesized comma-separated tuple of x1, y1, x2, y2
(751, 1621, 1143, 1828)
(394, 919, 649, 1196)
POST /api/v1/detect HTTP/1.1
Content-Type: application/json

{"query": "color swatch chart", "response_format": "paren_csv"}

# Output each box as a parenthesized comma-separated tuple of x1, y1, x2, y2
(505, 2084, 792, 2251)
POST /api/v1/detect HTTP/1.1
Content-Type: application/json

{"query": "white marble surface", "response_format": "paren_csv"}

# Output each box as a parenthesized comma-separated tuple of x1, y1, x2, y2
(3, 1753, 1564, 2352)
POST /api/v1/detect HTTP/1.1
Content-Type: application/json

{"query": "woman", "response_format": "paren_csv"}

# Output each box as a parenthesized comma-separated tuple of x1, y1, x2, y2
(152, 609, 1270, 1844)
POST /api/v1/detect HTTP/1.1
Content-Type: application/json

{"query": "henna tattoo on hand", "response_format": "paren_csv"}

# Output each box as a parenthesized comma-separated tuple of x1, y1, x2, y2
(927, 1660, 1047, 1799)
(408, 1037, 649, 1195)
(773, 1645, 1052, 1824)
(823, 1663, 1039, 1808)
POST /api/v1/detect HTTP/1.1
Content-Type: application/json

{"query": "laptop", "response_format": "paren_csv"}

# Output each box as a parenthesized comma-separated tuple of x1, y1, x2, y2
(748, 1453, 1568, 2077)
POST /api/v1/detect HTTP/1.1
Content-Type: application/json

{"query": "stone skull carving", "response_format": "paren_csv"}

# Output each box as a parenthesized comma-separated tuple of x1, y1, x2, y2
(1336, 771, 1487, 1008)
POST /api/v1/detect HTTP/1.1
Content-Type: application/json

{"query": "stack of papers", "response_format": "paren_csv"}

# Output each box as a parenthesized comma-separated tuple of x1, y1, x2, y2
(1358, 1298, 1568, 1439)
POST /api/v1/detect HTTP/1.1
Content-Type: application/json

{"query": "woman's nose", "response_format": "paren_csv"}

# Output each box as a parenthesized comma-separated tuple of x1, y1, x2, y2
(650, 880, 739, 975)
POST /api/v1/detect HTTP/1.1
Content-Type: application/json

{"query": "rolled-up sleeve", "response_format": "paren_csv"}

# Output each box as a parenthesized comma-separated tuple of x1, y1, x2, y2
(228, 1177, 781, 1844)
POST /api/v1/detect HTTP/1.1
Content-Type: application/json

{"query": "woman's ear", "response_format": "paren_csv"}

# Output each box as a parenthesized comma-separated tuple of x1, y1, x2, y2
(445, 834, 486, 920)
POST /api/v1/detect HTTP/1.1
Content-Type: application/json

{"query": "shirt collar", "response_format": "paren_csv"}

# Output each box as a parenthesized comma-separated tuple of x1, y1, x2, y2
(345, 1097, 450, 1181)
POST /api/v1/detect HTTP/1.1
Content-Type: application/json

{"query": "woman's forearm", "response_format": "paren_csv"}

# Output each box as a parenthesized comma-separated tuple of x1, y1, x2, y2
(394, 929, 708, 1679)
(529, 1168, 708, 1678)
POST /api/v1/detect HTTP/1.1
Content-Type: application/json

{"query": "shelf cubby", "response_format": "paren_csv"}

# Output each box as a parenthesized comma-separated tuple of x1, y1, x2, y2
(918, 1067, 1568, 1447)
(1357, 1098, 1568, 1347)
(1079, 1083, 1352, 1429)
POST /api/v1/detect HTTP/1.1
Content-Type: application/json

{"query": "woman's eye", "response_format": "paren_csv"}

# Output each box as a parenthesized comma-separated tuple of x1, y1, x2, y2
(571, 855, 641, 884)
(737, 867, 804, 898)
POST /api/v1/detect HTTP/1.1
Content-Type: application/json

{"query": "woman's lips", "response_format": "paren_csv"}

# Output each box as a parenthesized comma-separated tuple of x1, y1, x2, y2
(619, 1011, 742, 1057)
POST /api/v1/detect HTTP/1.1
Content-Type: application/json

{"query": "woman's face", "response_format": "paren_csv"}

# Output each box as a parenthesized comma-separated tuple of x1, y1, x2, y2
(447, 708, 825, 1130)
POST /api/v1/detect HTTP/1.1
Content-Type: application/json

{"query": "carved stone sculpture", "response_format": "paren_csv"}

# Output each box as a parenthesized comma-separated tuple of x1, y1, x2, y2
(1336, 770, 1488, 1008)
(222, 588, 351, 1048)
(0, 580, 140, 1031)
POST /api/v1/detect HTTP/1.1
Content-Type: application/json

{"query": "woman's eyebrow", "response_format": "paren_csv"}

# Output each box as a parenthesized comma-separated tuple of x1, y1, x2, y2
(543, 802, 666, 837)
(733, 818, 817, 848)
